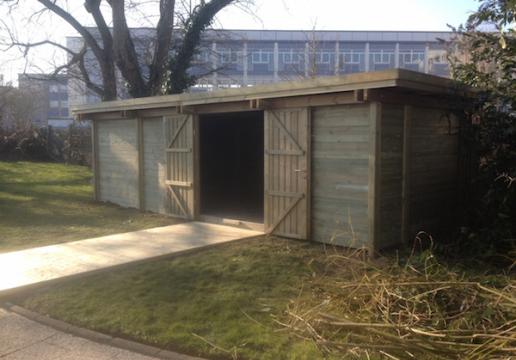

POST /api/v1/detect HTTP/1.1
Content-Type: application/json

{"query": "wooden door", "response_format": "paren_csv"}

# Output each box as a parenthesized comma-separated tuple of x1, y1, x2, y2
(264, 108, 310, 239)
(164, 114, 196, 219)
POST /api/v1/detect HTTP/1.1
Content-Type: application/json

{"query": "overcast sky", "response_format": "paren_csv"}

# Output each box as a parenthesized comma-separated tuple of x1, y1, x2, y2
(0, 0, 479, 84)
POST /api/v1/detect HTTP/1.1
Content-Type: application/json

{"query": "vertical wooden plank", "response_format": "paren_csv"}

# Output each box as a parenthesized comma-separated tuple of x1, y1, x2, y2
(264, 108, 309, 239)
(186, 114, 194, 219)
(162, 117, 168, 212)
(193, 114, 200, 220)
(401, 105, 412, 245)
(91, 120, 100, 201)
(305, 108, 312, 240)
(163, 114, 195, 220)
(368, 102, 382, 254)
(278, 111, 285, 234)
(137, 117, 145, 210)
(285, 112, 292, 234)
(264, 111, 270, 229)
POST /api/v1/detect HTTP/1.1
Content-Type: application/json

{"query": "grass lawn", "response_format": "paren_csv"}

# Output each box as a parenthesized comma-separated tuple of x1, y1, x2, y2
(15, 237, 514, 360)
(18, 237, 330, 360)
(4, 161, 514, 359)
(0, 161, 178, 253)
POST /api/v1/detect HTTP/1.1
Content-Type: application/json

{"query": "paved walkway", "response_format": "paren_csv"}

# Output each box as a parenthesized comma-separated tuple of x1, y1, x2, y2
(0, 222, 262, 295)
(0, 307, 162, 360)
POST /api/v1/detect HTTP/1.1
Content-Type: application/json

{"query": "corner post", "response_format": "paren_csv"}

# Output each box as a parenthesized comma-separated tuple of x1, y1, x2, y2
(137, 117, 145, 210)
(401, 105, 412, 245)
(91, 119, 100, 201)
(368, 102, 382, 254)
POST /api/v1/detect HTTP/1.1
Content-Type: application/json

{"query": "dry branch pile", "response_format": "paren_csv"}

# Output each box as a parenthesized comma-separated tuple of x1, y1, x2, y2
(280, 248, 515, 359)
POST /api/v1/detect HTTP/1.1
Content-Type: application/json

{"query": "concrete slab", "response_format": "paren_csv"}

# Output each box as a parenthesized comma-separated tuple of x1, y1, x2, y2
(0, 308, 57, 355)
(0, 222, 262, 294)
(0, 309, 158, 360)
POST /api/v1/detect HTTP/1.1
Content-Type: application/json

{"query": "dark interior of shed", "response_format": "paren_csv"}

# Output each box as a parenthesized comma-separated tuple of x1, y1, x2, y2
(199, 111, 264, 223)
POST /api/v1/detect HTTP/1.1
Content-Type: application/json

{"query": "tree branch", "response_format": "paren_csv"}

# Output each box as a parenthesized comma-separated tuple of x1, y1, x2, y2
(148, 0, 176, 95)
(84, 0, 113, 51)
(37, 0, 117, 100)
(37, 0, 103, 56)
(167, 0, 236, 94)
(109, 0, 147, 97)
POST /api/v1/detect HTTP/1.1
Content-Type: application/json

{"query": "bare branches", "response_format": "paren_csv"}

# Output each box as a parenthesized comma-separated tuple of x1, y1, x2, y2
(36, 0, 117, 100)
(3, 0, 252, 100)
(37, 1, 102, 57)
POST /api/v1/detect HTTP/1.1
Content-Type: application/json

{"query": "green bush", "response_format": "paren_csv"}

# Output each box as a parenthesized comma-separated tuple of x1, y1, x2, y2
(447, 0, 515, 257)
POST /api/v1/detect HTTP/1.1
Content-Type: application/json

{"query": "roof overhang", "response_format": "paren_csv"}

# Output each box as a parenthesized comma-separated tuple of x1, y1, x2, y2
(72, 69, 473, 118)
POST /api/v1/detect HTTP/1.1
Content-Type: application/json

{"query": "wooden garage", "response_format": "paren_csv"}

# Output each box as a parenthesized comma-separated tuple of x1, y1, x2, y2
(74, 69, 469, 252)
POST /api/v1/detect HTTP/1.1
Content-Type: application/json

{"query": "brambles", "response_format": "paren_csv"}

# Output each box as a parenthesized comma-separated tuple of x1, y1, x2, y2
(280, 247, 515, 359)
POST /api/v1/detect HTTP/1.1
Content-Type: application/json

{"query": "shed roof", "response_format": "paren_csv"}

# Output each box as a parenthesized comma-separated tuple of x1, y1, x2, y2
(73, 69, 470, 116)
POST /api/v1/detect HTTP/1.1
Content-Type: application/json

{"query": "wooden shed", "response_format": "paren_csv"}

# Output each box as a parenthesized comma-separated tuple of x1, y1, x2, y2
(74, 69, 468, 252)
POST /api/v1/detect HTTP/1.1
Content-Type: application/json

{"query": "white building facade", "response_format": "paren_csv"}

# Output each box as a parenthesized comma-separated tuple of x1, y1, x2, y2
(67, 29, 453, 107)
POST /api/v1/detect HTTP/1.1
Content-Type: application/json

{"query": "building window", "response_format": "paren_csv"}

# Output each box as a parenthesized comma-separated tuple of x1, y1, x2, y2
(49, 85, 59, 93)
(251, 50, 272, 64)
(48, 108, 59, 117)
(219, 49, 239, 64)
(400, 51, 425, 64)
(59, 84, 67, 92)
(193, 50, 210, 64)
(50, 100, 59, 107)
(372, 51, 394, 65)
(316, 51, 332, 64)
(281, 50, 302, 64)
(341, 51, 363, 64)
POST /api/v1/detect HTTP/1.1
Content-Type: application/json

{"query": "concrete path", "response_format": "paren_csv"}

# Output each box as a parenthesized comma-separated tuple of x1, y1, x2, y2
(0, 222, 262, 295)
(0, 307, 160, 359)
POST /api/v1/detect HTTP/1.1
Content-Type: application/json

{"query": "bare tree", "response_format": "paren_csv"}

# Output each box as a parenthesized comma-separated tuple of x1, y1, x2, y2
(2, 0, 245, 100)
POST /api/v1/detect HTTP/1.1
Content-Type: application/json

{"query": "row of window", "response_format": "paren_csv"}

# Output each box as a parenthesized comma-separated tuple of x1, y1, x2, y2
(48, 107, 69, 118)
(49, 84, 68, 93)
(194, 49, 444, 67)
(50, 100, 68, 108)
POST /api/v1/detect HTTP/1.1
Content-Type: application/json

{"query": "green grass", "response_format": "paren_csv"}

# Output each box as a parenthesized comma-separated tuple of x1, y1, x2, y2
(7, 161, 513, 359)
(18, 237, 330, 360)
(0, 161, 178, 253)
(16, 238, 514, 360)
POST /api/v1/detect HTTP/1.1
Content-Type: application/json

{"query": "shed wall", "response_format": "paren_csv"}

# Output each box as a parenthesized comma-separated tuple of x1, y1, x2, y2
(142, 117, 168, 214)
(97, 118, 139, 208)
(408, 106, 459, 238)
(379, 104, 404, 248)
(311, 104, 370, 247)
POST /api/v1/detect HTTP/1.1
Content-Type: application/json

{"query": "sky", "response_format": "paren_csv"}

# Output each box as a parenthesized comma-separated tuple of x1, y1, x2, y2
(0, 0, 479, 85)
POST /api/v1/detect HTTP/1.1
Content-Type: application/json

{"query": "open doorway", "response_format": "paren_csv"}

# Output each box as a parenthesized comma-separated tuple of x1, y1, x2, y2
(199, 111, 264, 223)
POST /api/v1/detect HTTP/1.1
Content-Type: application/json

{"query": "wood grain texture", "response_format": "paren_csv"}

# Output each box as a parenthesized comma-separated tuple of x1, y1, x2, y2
(401, 105, 412, 245)
(368, 102, 382, 253)
(165, 114, 195, 219)
(378, 103, 404, 249)
(137, 117, 144, 210)
(407, 106, 459, 240)
(142, 117, 167, 214)
(91, 120, 100, 201)
(97, 118, 139, 208)
(311, 104, 371, 248)
(264, 108, 310, 239)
